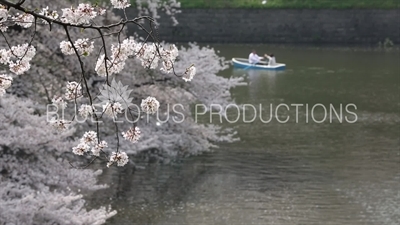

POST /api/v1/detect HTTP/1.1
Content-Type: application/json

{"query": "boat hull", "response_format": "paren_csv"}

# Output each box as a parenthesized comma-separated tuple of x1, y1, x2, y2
(232, 58, 286, 70)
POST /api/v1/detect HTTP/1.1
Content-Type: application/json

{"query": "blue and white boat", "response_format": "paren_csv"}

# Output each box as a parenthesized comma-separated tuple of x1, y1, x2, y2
(232, 58, 286, 70)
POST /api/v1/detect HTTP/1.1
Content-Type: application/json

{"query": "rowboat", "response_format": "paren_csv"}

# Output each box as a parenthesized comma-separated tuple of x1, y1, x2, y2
(232, 58, 286, 70)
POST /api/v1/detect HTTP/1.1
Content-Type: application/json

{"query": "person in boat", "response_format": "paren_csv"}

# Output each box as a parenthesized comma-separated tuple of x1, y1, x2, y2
(264, 53, 276, 66)
(248, 50, 265, 65)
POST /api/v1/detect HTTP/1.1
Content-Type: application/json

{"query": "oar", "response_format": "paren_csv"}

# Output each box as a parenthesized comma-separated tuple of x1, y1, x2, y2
(243, 64, 254, 70)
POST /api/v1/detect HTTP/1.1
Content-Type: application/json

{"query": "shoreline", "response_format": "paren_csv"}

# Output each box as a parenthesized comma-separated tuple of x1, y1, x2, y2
(179, 42, 400, 50)
(123, 8, 400, 45)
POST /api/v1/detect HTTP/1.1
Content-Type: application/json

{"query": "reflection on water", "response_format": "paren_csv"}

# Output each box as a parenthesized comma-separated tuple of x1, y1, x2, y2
(231, 68, 285, 102)
(93, 45, 400, 225)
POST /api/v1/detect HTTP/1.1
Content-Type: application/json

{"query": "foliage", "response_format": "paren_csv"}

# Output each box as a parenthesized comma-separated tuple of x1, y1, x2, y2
(378, 38, 394, 49)
(0, 94, 117, 224)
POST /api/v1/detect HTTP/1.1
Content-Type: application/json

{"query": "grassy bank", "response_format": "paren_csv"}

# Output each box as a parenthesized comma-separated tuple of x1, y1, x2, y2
(146, 0, 400, 9)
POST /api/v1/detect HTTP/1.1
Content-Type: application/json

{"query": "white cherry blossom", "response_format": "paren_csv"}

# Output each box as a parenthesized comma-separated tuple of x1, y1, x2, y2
(38, 6, 59, 23)
(9, 60, 31, 75)
(65, 81, 82, 100)
(81, 131, 98, 145)
(0, 74, 12, 89)
(95, 54, 111, 76)
(141, 96, 160, 114)
(51, 96, 68, 110)
(14, 13, 34, 28)
(107, 151, 129, 167)
(72, 142, 90, 155)
(182, 64, 196, 82)
(49, 118, 71, 131)
(75, 38, 94, 56)
(61, 3, 97, 25)
(91, 140, 108, 156)
(0, 49, 10, 64)
(60, 39, 94, 56)
(122, 127, 141, 143)
(0, 74, 12, 96)
(10, 43, 36, 61)
(102, 101, 123, 118)
(110, 0, 131, 9)
(79, 104, 96, 118)
(60, 41, 74, 55)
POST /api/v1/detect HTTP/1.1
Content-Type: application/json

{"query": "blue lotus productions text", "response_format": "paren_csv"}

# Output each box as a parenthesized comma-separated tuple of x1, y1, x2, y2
(195, 103, 358, 124)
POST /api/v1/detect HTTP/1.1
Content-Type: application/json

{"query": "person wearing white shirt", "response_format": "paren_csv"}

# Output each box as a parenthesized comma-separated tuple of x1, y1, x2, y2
(264, 53, 276, 66)
(248, 50, 264, 64)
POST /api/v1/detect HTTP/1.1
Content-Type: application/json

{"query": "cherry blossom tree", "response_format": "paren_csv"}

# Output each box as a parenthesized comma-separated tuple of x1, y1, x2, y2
(0, 0, 245, 224)
(0, 0, 197, 167)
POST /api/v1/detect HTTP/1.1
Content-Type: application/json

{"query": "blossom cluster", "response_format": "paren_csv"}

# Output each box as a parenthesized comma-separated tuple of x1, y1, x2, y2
(49, 117, 71, 131)
(94, 38, 195, 79)
(141, 96, 160, 114)
(79, 104, 96, 118)
(0, 5, 34, 31)
(183, 64, 196, 82)
(61, 4, 99, 25)
(122, 127, 141, 143)
(110, 0, 131, 9)
(107, 151, 129, 167)
(60, 39, 94, 56)
(95, 38, 138, 76)
(38, 6, 60, 23)
(102, 102, 124, 118)
(99, 95, 160, 119)
(0, 43, 36, 76)
(15, 13, 35, 28)
(72, 131, 109, 157)
(65, 81, 83, 100)
(0, 74, 12, 97)
(160, 44, 179, 73)
(52, 95, 68, 109)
